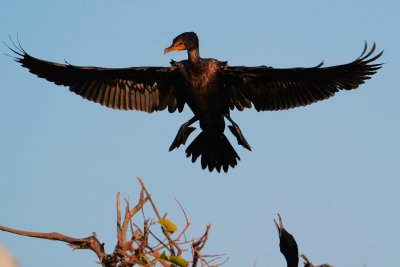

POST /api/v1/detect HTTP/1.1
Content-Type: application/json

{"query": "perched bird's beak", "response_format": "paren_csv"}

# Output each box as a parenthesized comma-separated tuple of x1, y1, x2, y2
(164, 43, 186, 54)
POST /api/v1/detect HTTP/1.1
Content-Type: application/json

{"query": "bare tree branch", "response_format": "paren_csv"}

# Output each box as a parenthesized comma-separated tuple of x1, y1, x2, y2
(192, 224, 212, 267)
(174, 198, 191, 244)
(0, 178, 225, 267)
(137, 176, 179, 255)
(0, 225, 106, 262)
(300, 253, 335, 267)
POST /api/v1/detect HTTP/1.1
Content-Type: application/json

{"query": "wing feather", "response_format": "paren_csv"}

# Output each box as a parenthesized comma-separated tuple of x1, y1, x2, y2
(94, 82, 106, 104)
(10, 44, 186, 113)
(222, 43, 383, 111)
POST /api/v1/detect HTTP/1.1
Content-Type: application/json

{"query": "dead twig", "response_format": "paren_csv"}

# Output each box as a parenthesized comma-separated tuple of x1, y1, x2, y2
(0, 225, 106, 263)
(137, 177, 180, 255)
(1, 178, 224, 267)
(300, 253, 334, 267)
(192, 224, 211, 267)
(174, 197, 191, 244)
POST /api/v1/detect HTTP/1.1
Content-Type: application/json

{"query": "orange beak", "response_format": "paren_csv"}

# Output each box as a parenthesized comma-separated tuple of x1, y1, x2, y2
(164, 43, 186, 54)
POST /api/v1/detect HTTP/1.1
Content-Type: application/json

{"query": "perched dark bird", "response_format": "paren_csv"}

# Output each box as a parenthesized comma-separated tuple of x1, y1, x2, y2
(8, 32, 383, 172)
(274, 214, 299, 267)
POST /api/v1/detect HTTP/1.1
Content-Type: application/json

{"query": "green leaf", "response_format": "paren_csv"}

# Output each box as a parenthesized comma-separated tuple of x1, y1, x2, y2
(141, 255, 148, 264)
(158, 218, 178, 234)
(160, 251, 168, 260)
(168, 255, 189, 267)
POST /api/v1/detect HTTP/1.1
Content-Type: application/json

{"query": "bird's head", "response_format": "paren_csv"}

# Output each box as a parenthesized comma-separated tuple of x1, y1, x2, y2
(164, 32, 199, 54)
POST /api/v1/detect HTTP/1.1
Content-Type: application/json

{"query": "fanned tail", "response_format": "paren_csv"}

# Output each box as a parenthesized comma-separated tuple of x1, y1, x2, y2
(186, 131, 240, 172)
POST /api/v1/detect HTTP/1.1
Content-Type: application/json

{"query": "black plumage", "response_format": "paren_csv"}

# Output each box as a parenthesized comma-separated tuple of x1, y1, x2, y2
(274, 214, 299, 267)
(8, 32, 383, 172)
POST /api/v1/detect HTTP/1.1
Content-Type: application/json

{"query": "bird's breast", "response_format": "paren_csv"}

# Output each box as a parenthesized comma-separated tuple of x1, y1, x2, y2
(177, 60, 229, 121)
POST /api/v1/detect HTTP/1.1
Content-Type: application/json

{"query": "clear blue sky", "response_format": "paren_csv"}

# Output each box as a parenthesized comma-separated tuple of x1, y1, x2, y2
(0, 1, 399, 266)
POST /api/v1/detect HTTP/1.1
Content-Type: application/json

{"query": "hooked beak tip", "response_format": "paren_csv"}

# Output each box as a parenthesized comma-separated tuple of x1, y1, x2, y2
(164, 44, 186, 55)
(164, 47, 172, 55)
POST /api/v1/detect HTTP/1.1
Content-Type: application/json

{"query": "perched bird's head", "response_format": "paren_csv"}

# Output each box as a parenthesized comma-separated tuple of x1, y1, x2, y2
(164, 32, 199, 54)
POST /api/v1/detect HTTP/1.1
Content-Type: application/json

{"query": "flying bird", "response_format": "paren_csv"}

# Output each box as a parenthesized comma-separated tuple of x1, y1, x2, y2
(274, 214, 299, 267)
(8, 32, 383, 172)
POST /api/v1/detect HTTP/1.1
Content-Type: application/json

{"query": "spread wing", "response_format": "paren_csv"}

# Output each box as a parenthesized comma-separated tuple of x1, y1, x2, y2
(222, 43, 383, 111)
(8, 42, 186, 113)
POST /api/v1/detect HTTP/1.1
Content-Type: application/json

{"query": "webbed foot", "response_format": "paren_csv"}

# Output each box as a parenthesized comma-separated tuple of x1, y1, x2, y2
(225, 115, 251, 151)
(228, 124, 251, 151)
(169, 117, 197, 151)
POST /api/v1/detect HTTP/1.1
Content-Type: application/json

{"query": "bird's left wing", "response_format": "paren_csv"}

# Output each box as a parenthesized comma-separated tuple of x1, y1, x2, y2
(221, 43, 383, 111)
(9, 43, 186, 113)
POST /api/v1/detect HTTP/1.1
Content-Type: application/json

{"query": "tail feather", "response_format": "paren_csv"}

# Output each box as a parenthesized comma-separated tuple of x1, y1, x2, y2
(186, 131, 240, 172)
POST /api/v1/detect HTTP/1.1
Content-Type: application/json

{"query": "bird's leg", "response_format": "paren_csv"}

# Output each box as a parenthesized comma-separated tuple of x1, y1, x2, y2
(169, 116, 198, 151)
(225, 114, 251, 151)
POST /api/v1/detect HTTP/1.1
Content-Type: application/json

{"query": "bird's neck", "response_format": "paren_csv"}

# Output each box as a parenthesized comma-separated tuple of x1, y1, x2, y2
(287, 259, 299, 267)
(187, 48, 200, 64)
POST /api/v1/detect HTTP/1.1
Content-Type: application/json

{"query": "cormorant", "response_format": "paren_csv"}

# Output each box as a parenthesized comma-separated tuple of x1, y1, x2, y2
(274, 214, 334, 267)
(8, 32, 383, 172)
(274, 214, 299, 267)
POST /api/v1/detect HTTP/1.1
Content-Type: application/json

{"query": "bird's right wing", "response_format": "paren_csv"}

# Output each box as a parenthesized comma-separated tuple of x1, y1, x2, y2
(9, 43, 186, 113)
(222, 43, 383, 112)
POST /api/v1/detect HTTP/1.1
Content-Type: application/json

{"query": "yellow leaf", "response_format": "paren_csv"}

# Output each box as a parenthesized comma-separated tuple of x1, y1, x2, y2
(141, 255, 148, 264)
(168, 255, 189, 267)
(160, 251, 168, 260)
(158, 218, 178, 233)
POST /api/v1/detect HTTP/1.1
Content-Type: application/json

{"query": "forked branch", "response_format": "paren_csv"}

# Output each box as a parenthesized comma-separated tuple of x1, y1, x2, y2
(300, 254, 335, 267)
(0, 225, 106, 261)
(0, 178, 226, 267)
